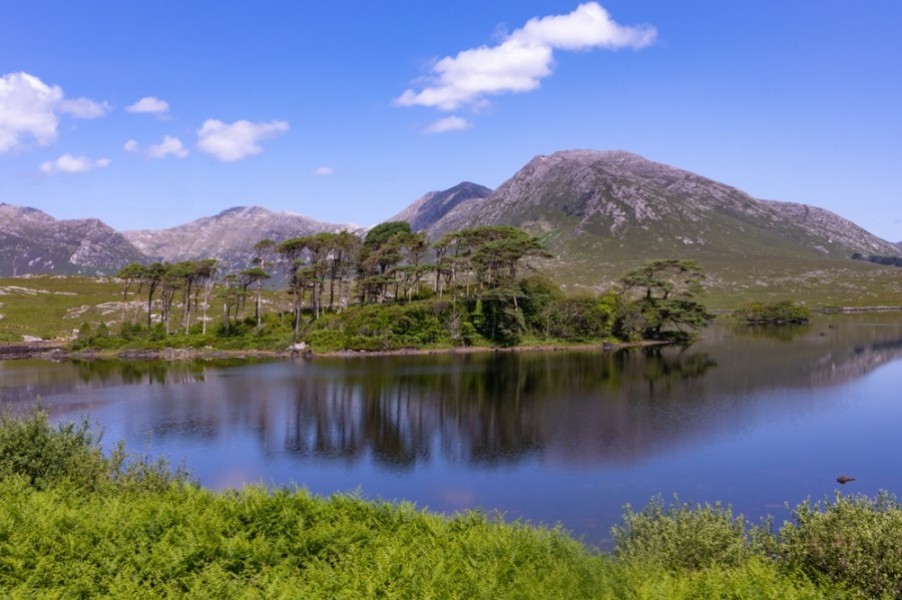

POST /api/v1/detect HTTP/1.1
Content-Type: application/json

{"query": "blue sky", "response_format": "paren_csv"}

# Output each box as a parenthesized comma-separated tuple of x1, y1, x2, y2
(1, 1, 900, 241)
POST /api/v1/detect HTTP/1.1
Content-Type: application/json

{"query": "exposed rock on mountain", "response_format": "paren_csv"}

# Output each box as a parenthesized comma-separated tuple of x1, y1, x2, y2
(0, 204, 148, 276)
(2, 151, 898, 291)
(123, 206, 365, 273)
(390, 182, 492, 232)
(404, 150, 899, 287)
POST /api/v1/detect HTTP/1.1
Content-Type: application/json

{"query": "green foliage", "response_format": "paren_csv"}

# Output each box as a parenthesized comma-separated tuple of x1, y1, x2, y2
(305, 301, 455, 351)
(3, 240, 718, 351)
(610, 492, 902, 598)
(612, 496, 764, 571)
(779, 492, 902, 599)
(546, 295, 614, 341)
(852, 252, 902, 267)
(0, 409, 109, 490)
(519, 274, 565, 332)
(734, 300, 812, 324)
(0, 411, 878, 597)
(472, 285, 526, 346)
(615, 259, 714, 341)
(0, 409, 184, 493)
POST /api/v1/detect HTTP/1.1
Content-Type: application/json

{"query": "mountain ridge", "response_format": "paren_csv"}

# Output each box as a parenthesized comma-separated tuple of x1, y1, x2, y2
(406, 149, 896, 261)
(2, 151, 899, 296)
(123, 205, 366, 274)
(0, 203, 148, 276)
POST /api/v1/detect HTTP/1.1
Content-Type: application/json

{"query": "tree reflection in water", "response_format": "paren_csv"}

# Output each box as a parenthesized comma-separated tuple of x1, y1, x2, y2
(277, 348, 716, 468)
(5, 315, 902, 474)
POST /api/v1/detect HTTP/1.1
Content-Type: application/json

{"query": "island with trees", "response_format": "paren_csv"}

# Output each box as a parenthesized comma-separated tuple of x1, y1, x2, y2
(76, 223, 714, 354)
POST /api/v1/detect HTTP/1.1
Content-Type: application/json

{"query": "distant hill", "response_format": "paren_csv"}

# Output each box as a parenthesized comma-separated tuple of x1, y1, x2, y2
(389, 182, 492, 233)
(394, 150, 899, 295)
(0, 204, 148, 276)
(123, 206, 365, 274)
(2, 150, 900, 305)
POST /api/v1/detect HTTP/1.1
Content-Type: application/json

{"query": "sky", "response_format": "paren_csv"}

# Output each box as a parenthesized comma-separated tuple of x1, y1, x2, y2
(1, 1, 900, 241)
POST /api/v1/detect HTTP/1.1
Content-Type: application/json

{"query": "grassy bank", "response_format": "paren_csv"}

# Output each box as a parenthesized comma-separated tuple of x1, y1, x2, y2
(7, 410, 902, 598)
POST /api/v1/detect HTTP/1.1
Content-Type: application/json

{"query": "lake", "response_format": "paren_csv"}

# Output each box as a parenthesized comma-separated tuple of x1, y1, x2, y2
(3, 313, 902, 549)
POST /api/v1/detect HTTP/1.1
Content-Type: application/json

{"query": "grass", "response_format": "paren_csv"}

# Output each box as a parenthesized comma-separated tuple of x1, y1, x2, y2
(3, 269, 900, 346)
(0, 408, 893, 598)
(0, 275, 122, 341)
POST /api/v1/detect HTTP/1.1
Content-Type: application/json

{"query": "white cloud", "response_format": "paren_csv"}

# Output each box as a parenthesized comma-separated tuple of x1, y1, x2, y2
(147, 135, 188, 159)
(313, 166, 335, 176)
(512, 2, 656, 50)
(124, 139, 139, 153)
(40, 153, 111, 175)
(0, 71, 109, 153)
(423, 116, 472, 134)
(196, 119, 289, 162)
(125, 96, 170, 115)
(395, 2, 656, 111)
(58, 97, 110, 119)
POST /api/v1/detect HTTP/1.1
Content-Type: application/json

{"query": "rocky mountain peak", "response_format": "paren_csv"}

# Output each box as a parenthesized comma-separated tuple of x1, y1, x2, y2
(123, 205, 365, 273)
(390, 181, 492, 233)
(401, 150, 899, 281)
(0, 205, 147, 276)
(3, 149, 899, 284)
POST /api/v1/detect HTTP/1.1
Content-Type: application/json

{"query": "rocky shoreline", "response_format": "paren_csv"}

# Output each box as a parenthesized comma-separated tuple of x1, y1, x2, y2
(0, 342, 67, 361)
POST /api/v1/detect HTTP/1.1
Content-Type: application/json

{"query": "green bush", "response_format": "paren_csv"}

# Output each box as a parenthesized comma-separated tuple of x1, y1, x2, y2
(780, 492, 902, 598)
(304, 301, 459, 352)
(734, 300, 811, 324)
(0, 409, 185, 493)
(546, 295, 614, 341)
(0, 409, 108, 490)
(612, 496, 764, 571)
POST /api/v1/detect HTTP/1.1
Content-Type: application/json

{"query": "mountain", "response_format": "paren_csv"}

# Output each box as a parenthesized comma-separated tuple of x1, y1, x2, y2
(123, 206, 365, 274)
(389, 182, 492, 233)
(3, 150, 899, 299)
(399, 150, 899, 294)
(0, 203, 148, 276)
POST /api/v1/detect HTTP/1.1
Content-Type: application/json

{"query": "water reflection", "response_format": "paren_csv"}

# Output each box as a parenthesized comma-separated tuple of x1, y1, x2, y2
(4, 315, 902, 546)
(732, 322, 812, 342)
(4, 316, 902, 473)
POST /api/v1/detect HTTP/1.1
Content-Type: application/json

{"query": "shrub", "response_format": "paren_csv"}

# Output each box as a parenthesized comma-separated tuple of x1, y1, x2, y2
(304, 301, 459, 351)
(0, 409, 186, 493)
(0, 409, 109, 490)
(612, 496, 763, 571)
(780, 492, 902, 598)
(546, 295, 614, 341)
(734, 300, 811, 324)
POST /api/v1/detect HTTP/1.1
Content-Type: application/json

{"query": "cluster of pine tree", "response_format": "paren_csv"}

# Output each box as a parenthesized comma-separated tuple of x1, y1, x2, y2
(103, 223, 711, 351)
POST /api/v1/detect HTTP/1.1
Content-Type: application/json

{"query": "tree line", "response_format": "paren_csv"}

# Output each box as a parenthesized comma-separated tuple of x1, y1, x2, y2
(851, 252, 902, 267)
(108, 222, 712, 350)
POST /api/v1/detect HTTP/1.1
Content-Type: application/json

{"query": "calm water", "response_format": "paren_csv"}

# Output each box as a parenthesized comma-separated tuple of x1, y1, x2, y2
(3, 314, 902, 548)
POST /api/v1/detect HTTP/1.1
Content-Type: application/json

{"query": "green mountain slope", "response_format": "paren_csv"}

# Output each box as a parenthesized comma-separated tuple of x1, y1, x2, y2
(411, 150, 901, 306)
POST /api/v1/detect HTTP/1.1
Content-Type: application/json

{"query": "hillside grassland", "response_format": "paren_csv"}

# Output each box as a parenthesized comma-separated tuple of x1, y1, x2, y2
(0, 276, 123, 342)
(545, 228, 902, 309)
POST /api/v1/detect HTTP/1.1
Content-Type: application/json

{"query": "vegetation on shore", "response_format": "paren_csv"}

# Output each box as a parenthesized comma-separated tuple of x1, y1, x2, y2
(3, 408, 901, 598)
(733, 300, 812, 325)
(2, 223, 715, 351)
